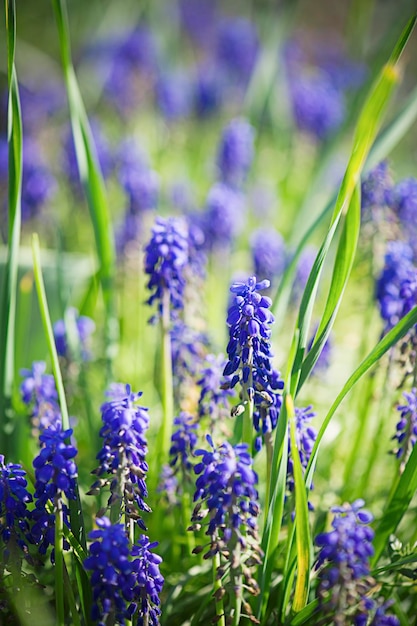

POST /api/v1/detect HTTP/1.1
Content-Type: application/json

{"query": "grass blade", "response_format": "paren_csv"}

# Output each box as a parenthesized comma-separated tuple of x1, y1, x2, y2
(51, 0, 117, 374)
(0, 0, 22, 456)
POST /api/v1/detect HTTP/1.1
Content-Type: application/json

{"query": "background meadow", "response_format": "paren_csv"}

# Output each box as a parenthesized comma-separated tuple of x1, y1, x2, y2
(2, 0, 417, 624)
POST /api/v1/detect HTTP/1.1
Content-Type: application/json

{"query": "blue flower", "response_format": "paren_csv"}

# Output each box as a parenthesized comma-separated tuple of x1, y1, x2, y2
(170, 321, 209, 407)
(216, 17, 259, 87)
(201, 183, 245, 250)
(224, 276, 284, 442)
(197, 353, 235, 427)
(144, 216, 189, 321)
(315, 500, 375, 620)
(21, 138, 56, 221)
(190, 437, 262, 605)
(290, 245, 317, 305)
(131, 534, 164, 626)
(307, 324, 333, 375)
(20, 361, 61, 433)
(393, 388, 417, 466)
(156, 70, 192, 121)
(287, 406, 317, 504)
(361, 161, 393, 222)
(170, 413, 199, 473)
(216, 118, 255, 187)
(53, 308, 95, 361)
(0, 456, 33, 564)
(89, 385, 150, 526)
(250, 227, 286, 286)
(116, 138, 160, 214)
(62, 120, 113, 190)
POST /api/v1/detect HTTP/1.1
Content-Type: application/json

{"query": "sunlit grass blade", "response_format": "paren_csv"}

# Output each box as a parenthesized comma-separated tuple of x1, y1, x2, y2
(0, 0, 22, 456)
(299, 183, 361, 389)
(289, 599, 320, 626)
(304, 305, 417, 491)
(287, 395, 311, 613)
(372, 442, 417, 565)
(51, 0, 117, 375)
(289, 15, 415, 397)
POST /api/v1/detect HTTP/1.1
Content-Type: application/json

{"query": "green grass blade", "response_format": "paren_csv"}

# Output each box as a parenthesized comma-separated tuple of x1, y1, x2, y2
(372, 442, 417, 564)
(51, 0, 117, 371)
(304, 305, 417, 490)
(0, 0, 23, 455)
(299, 183, 361, 389)
(287, 395, 311, 613)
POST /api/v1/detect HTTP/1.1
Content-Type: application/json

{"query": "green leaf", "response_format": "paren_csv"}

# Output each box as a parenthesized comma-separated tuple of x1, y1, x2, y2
(0, 0, 22, 455)
(287, 395, 311, 612)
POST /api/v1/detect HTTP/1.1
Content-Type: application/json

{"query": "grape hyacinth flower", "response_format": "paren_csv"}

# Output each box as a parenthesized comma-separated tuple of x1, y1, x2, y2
(201, 183, 245, 251)
(393, 388, 417, 470)
(250, 227, 286, 286)
(290, 245, 317, 305)
(20, 361, 61, 433)
(62, 120, 113, 190)
(84, 517, 164, 625)
(89, 384, 150, 527)
(224, 276, 284, 445)
(193, 65, 223, 118)
(190, 437, 262, 622)
(315, 500, 375, 623)
(0, 457, 33, 566)
(21, 138, 56, 221)
(144, 216, 189, 322)
(307, 324, 333, 375)
(216, 118, 255, 187)
(390, 177, 417, 256)
(361, 161, 394, 225)
(53, 308, 95, 361)
(169, 413, 199, 473)
(156, 70, 192, 121)
(287, 406, 317, 506)
(170, 321, 209, 410)
(31, 426, 77, 559)
(216, 17, 259, 88)
(116, 137, 160, 214)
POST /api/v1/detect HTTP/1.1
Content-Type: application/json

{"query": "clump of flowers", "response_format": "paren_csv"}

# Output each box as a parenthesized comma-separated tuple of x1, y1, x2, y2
(190, 436, 262, 621)
(53, 308, 95, 361)
(84, 517, 164, 625)
(287, 405, 317, 505)
(250, 227, 286, 287)
(20, 361, 61, 434)
(88, 384, 150, 527)
(197, 353, 235, 434)
(216, 117, 255, 187)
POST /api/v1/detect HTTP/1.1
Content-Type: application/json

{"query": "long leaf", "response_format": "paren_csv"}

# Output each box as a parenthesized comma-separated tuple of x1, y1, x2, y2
(51, 0, 117, 375)
(0, 0, 22, 456)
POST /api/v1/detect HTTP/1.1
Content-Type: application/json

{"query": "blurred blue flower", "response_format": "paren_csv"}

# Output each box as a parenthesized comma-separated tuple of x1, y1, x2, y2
(53, 308, 95, 361)
(197, 353, 235, 426)
(21, 138, 56, 221)
(193, 65, 223, 117)
(307, 323, 333, 375)
(290, 245, 317, 305)
(62, 120, 113, 189)
(216, 117, 255, 187)
(361, 161, 393, 221)
(286, 405, 317, 502)
(144, 216, 189, 321)
(202, 182, 245, 250)
(250, 227, 286, 285)
(315, 499, 374, 621)
(216, 17, 259, 87)
(0, 456, 33, 564)
(116, 137, 160, 214)
(169, 413, 199, 473)
(20, 361, 61, 433)
(89, 384, 150, 526)
(156, 70, 192, 121)
(393, 388, 417, 466)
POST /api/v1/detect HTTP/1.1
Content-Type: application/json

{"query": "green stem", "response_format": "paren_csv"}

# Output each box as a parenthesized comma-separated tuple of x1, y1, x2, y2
(242, 347, 254, 448)
(264, 429, 274, 524)
(231, 537, 242, 626)
(55, 492, 65, 626)
(160, 289, 174, 465)
(213, 552, 226, 626)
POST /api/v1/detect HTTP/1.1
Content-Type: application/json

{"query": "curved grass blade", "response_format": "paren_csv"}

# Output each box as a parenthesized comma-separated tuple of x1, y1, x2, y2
(372, 442, 417, 564)
(0, 0, 22, 455)
(304, 305, 417, 491)
(51, 0, 117, 375)
(287, 395, 311, 613)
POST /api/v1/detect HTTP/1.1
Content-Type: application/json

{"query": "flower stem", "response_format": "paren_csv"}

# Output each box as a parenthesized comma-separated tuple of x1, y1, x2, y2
(264, 430, 274, 522)
(160, 289, 174, 464)
(213, 552, 226, 626)
(55, 492, 65, 626)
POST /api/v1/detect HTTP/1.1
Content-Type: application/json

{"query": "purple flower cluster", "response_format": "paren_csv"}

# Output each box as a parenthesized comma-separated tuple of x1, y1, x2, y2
(315, 500, 375, 621)
(89, 384, 150, 526)
(156, 70, 192, 121)
(170, 321, 209, 407)
(0, 456, 33, 563)
(62, 120, 113, 190)
(84, 517, 164, 626)
(250, 227, 286, 285)
(117, 138, 160, 216)
(190, 436, 262, 605)
(376, 240, 417, 332)
(31, 426, 77, 558)
(20, 361, 61, 433)
(216, 118, 254, 187)
(224, 276, 284, 442)
(53, 308, 95, 361)
(144, 216, 189, 321)
(361, 161, 393, 223)
(287, 406, 317, 500)
(201, 182, 244, 251)
(19, 138, 56, 221)
(216, 17, 259, 87)
(169, 413, 199, 473)
(393, 388, 417, 466)
(307, 324, 333, 375)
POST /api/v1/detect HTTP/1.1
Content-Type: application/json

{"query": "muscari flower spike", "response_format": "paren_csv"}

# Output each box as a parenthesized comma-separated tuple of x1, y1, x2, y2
(84, 517, 164, 626)
(20, 361, 61, 433)
(393, 388, 417, 469)
(224, 276, 284, 445)
(315, 499, 375, 623)
(201, 182, 245, 251)
(53, 308, 95, 361)
(250, 227, 286, 287)
(0, 456, 33, 565)
(287, 405, 317, 506)
(144, 216, 189, 322)
(31, 426, 78, 559)
(89, 384, 150, 527)
(216, 117, 255, 187)
(197, 353, 235, 431)
(190, 436, 262, 613)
